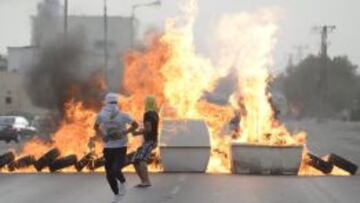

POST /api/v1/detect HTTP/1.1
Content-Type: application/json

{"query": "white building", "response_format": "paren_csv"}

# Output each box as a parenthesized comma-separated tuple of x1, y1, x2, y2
(0, 71, 47, 116)
(7, 46, 38, 73)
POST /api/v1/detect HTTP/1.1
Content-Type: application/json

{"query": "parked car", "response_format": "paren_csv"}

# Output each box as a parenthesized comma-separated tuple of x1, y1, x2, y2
(0, 116, 37, 143)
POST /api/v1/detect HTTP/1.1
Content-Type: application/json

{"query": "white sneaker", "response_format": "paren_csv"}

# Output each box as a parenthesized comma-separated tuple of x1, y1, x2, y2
(111, 194, 122, 203)
(118, 182, 126, 196)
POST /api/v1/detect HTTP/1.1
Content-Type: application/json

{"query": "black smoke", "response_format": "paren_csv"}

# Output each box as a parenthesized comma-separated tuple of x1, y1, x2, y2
(25, 34, 106, 117)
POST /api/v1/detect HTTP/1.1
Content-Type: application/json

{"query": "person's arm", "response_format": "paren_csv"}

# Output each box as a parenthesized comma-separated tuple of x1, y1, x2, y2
(132, 128, 144, 136)
(132, 121, 152, 136)
(125, 121, 139, 134)
(91, 116, 106, 142)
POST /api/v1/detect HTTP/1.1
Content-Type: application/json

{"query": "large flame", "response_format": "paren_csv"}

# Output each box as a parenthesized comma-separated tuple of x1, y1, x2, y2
(3, 0, 349, 176)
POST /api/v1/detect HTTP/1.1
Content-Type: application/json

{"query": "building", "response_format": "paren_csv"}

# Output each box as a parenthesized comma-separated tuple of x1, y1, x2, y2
(7, 46, 38, 73)
(0, 55, 6, 71)
(0, 71, 47, 116)
(4, 0, 134, 115)
(16, 0, 133, 89)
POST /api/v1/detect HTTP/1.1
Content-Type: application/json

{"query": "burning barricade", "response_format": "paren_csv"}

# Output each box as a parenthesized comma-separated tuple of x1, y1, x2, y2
(0, 0, 358, 177)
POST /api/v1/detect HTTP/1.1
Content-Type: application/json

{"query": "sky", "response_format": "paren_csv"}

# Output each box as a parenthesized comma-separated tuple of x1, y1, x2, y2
(0, 0, 359, 72)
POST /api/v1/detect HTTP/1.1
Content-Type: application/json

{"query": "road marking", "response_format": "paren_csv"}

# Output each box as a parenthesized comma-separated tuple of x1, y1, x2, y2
(170, 185, 180, 195)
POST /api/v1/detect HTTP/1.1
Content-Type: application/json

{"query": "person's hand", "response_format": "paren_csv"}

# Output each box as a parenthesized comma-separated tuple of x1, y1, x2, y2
(88, 136, 96, 151)
(132, 128, 144, 136)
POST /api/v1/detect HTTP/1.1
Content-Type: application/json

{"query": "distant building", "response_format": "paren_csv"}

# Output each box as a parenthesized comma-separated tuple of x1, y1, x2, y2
(0, 71, 47, 116)
(0, 55, 7, 71)
(30, 0, 133, 90)
(7, 46, 38, 73)
(4, 0, 134, 115)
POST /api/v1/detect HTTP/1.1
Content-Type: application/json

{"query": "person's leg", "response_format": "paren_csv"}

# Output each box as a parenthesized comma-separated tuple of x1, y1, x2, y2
(134, 142, 155, 187)
(138, 160, 151, 185)
(104, 148, 119, 195)
(113, 147, 127, 184)
(134, 160, 146, 184)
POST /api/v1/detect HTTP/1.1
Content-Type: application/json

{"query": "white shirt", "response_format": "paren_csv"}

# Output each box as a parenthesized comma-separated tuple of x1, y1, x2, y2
(95, 106, 134, 148)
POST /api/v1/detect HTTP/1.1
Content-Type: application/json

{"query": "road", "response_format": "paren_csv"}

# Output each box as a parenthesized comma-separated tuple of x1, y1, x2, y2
(0, 173, 359, 203)
(0, 120, 359, 203)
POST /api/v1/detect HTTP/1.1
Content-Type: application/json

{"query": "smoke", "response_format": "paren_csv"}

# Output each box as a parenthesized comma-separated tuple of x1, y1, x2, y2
(25, 33, 106, 117)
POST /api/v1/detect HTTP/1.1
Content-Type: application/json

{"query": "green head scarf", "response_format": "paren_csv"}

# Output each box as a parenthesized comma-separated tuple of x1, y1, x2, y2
(145, 95, 158, 112)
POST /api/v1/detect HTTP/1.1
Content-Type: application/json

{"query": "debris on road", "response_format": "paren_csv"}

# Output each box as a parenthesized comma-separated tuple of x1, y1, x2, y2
(307, 153, 333, 174)
(8, 155, 36, 171)
(49, 155, 78, 172)
(34, 148, 61, 172)
(0, 152, 15, 168)
(75, 153, 94, 172)
(328, 153, 358, 175)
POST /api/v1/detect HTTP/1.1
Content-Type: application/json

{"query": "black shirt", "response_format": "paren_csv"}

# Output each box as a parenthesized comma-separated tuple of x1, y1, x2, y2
(143, 111, 159, 143)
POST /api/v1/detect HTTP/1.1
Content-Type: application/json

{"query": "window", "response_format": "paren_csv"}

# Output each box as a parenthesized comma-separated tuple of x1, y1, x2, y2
(5, 97, 12, 105)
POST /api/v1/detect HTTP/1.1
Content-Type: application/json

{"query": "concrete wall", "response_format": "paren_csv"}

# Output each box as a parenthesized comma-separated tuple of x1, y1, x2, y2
(0, 71, 47, 116)
(7, 47, 38, 73)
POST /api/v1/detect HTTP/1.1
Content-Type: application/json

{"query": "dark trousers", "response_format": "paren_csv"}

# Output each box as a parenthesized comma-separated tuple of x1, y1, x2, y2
(103, 147, 127, 195)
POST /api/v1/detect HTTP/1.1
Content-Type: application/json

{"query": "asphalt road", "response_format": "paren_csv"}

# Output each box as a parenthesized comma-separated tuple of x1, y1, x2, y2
(285, 120, 360, 166)
(0, 173, 359, 203)
(0, 120, 359, 203)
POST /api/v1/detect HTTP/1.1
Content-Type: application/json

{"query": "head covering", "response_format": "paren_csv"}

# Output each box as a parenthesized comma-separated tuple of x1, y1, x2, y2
(105, 92, 119, 104)
(100, 92, 120, 119)
(145, 95, 158, 112)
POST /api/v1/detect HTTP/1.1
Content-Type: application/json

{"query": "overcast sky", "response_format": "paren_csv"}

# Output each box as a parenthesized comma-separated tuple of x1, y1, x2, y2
(0, 0, 359, 72)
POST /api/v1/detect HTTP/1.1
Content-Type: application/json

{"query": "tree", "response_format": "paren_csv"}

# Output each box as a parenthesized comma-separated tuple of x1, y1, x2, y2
(278, 54, 359, 118)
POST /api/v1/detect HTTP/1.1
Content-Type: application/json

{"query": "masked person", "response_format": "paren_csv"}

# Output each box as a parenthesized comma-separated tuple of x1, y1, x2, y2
(132, 96, 160, 188)
(93, 93, 138, 203)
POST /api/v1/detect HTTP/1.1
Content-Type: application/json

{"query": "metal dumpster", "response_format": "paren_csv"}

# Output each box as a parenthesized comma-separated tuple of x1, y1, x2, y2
(160, 119, 211, 172)
(231, 143, 303, 175)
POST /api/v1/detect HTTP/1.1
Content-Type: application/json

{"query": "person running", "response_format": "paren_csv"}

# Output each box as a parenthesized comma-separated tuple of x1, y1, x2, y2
(132, 95, 160, 188)
(93, 93, 138, 203)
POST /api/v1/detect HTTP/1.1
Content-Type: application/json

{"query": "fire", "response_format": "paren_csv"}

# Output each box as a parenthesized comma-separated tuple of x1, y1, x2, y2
(2, 0, 351, 176)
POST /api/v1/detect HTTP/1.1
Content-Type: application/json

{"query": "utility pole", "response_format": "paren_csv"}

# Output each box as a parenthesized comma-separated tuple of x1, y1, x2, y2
(313, 25, 336, 119)
(64, 0, 68, 42)
(103, 0, 109, 89)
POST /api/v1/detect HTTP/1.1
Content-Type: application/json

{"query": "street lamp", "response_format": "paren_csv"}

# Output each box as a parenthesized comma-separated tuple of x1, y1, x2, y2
(131, 0, 161, 48)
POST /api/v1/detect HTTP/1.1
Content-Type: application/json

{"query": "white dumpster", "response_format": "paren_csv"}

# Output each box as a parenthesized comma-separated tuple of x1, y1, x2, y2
(231, 143, 303, 175)
(160, 119, 211, 172)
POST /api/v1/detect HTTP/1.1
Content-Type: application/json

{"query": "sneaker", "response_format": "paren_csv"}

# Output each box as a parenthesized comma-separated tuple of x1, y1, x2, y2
(111, 194, 122, 203)
(118, 182, 126, 196)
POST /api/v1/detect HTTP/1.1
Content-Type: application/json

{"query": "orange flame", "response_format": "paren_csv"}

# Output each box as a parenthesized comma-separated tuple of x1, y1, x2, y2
(5, 0, 349, 176)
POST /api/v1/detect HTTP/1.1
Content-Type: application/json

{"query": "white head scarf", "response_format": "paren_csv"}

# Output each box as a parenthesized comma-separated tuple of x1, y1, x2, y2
(100, 92, 120, 119)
